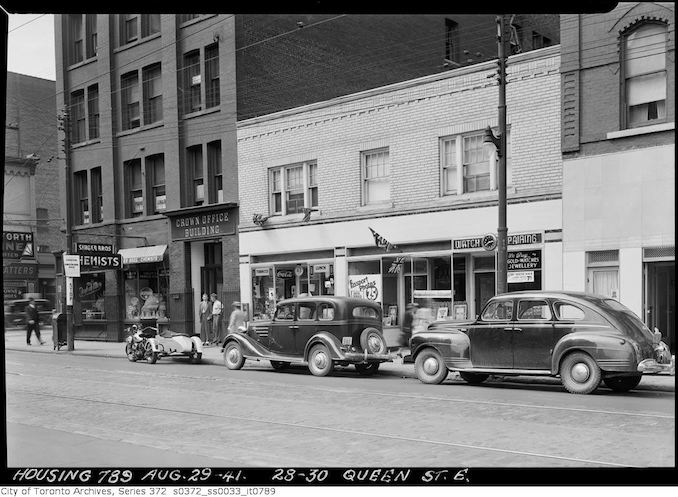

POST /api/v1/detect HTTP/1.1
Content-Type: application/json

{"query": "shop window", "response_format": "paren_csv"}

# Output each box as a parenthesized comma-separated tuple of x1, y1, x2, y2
(79, 272, 105, 320)
(87, 84, 100, 139)
(182, 50, 202, 114)
(147, 154, 166, 214)
(91, 167, 103, 223)
(205, 43, 220, 108)
(74, 170, 89, 225)
(70, 90, 86, 144)
(268, 161, 318, 216)
(207, 140, 223, 203)
(121, 71, 140, 130)
(142, 63, 163, 124)
(125, 158, 144, 217)
(187, 144, 204, 206)
(622, 22, 667, 128)
(587, 250, 620, 300)
(362, 148, 390, 205)
(124, 267, 169, 321)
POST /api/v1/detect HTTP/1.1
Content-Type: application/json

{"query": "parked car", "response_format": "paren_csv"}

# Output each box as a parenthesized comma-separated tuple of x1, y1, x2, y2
(409, 291, 675, 394)
(221, 296, 392, 376)
(4, 298, 52, 329)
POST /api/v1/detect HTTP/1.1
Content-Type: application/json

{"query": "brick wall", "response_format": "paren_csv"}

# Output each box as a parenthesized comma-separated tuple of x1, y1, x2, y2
(237, 47, 562, 228)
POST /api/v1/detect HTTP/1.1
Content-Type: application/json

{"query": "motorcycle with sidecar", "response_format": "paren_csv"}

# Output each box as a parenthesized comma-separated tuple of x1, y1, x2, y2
(125, 323, 203, 364)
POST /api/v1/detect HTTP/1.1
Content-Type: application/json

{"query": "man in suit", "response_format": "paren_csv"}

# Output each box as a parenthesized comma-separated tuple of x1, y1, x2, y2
(26, 297, 45, 346)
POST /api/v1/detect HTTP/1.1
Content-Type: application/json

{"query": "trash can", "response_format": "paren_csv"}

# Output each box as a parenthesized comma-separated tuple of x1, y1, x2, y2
(52, 312, 67, 351)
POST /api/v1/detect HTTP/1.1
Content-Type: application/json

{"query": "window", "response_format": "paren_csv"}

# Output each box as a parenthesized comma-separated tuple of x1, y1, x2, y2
(85, 14, 97, 58)
(318, 303, 335, 321)
(440, 137, 458, 195)
(205, 43, 220, 108)
(352, 306, 380, 319)
(623, 23, 667, 128)
(298, 303, 316, 320)
(121, 72, 140, 130)
(178, 14, 200, 24)
(445, 19, 459, 63)
(275, 303, 295, 320)
(125, 159, 143, 217)
(142, 63, 163, 124)
(187, 145, 204, 206)
(69, 15, 83, 65)
(517, 300, 552, 320)
(268, 161, 318, 215)
(36, 208, 49, 233)
(183, 50, 202, 114)
(532, 31, 551, 49)
(87, 84, 99, 139)
(80, 272, 106, 320)
(207, 141, 223, 203)
(146, 155, 165, 214)
(141, 14, 160, 37)
(362, 148, 390, 205)
(69, 90, 86, 144)
(463, 134, 491, 193)
(91, 167, 103, 223)
(587, 250, 620, 300)
(481, 301, 513, 321)
(121, 14, 138, 44)
(554, 303, 586, 321)
(74, 171, 89, 225)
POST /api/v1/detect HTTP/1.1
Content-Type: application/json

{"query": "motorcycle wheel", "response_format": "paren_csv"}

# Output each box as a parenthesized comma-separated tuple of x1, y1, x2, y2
(190, 351, 202, 364)
(125, 343, 137, 362)
(145, 341, 158, 364)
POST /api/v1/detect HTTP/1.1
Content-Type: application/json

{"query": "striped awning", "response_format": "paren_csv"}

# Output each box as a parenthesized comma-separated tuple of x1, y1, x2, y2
(118, 244, 167, 265)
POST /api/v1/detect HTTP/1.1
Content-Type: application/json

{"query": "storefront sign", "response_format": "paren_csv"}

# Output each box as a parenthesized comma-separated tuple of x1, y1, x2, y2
(276, 269, 293, 279)
(507, 271, 535, 283)
(76, 243, 114, 254)
(294, 265, 304, 277)
(348, 274, 382, 303)
(413, 290, 453, 300)
(63, 254, 81, 277)
(170, 209, 236, 241)
(312, 264, 330, 275)
(507, 250, 542, 271)
(255, 268, 271, 277)
(3, 231, 34, 259)
(79, 254, 122, 270)
(507, 233, 542, 245)
(2, 262, 37, 280)
(4, 282, 25, 300)
(454, 232, 543, 251)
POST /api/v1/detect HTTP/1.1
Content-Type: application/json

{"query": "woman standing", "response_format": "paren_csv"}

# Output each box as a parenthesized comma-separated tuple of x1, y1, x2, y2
(199, 293, 212, 346)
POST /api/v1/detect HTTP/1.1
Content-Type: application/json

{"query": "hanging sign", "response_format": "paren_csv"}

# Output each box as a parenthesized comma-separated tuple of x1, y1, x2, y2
(348, 274, 382, 303)
(3, 231, 34, 260)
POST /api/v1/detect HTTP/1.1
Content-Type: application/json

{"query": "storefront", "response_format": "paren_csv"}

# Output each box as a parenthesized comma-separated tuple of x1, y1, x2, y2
(3, 231, 38, 300)
(118, 244, 169, 327)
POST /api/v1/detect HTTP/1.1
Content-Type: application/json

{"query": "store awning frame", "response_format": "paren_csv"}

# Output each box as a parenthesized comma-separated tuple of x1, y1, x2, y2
(118, 244, 168, 265)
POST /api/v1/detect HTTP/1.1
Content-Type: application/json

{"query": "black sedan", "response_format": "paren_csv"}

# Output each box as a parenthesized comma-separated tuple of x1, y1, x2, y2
(409, 291, 675, 394)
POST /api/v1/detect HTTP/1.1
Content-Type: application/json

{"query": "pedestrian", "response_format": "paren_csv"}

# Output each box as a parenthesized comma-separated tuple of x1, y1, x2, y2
(400, 303, 418, 354)
(199, 293, 212, 346)
(25, 297, 45, 346)
(228, 301, 247, 335)
(210, 293, 223, 345)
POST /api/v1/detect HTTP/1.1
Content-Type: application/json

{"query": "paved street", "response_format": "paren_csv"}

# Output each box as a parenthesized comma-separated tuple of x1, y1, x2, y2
(4, 331, 675, 468)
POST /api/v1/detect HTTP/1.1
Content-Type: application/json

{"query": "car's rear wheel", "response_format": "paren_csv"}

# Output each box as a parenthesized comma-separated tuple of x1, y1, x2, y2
(560, 351, 601, 394)
(603, 374, 642, 392)
(224, 341, 245, 370)
(414, 348, 448, 384)
(360, 327, 387, 355)
(308, 344, 333, 376)
(270, 360, 290, 370)
(355, 362, 380, 376)
(459, 372, 489, 384)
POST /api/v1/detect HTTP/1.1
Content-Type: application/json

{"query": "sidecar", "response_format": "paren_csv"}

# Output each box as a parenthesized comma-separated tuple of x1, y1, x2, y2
(145, 326, 203, 364)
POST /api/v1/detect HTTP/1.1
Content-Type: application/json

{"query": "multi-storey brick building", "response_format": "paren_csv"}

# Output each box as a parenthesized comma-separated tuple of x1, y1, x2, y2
(237, 46, 562, 339)
(560, 3, 675, 351)
(4, 72, 61, 306)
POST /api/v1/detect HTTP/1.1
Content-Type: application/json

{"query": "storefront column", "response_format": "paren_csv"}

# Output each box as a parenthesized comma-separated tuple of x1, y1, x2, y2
(562, 250, 586, 292)
(334, 247, 347, 297)
(620, 247, 643, 318)
(544, 241, 563, 291)
(239, 255, 253, 317)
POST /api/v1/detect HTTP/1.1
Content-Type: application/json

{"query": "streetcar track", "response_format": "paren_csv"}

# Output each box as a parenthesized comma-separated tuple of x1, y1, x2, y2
(11, 389, 631, 467)
(6, 364, 675, 421)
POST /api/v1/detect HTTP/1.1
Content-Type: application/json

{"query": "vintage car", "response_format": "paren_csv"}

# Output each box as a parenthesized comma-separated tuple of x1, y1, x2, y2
(221, 296, 392, 376)
(409, 291, 675, 394)
(4, 298, 52, 328)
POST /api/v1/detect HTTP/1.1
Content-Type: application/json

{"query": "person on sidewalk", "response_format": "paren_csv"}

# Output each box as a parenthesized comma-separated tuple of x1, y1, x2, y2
(199, 293, 212, 346)
(25, 297, 45, 345)
(227, 301, 247, 335)
(210, 293, 223, 345)
(400, 303, 418, 356)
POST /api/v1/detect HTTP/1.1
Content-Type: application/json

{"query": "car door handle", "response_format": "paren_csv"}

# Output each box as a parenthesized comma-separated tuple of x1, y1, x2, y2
(289, 325, 299, 330)
(503, 327, 513, 331)
(513, 327, 523, 332)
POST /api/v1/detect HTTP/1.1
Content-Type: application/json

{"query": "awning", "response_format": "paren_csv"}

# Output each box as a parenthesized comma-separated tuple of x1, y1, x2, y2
(118, 245, 167, 265)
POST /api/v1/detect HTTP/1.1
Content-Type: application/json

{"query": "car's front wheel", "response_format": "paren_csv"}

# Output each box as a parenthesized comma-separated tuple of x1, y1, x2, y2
(145, 342, 158, 364)
(224, 341, 245, 370)
(560, 351, 601, 394)
(459, 372, 489, 384)
(414, 348, 448, 384)
(355, 362, 380, 376)
(125, 343, 137, 362)
(308, 344, 333, 376)
(603, 374, 642, 392)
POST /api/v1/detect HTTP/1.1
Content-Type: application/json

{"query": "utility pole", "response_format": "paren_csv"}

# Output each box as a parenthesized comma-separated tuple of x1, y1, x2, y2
(58, 108, 75, 351)
(496, 14, 508, 295)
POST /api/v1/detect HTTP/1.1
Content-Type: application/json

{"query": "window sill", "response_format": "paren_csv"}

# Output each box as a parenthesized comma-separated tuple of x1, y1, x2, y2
(71, 139, 101, 150)
(607, 122, 674, 140)
(357, 201, 394, 212)
(182, 107, 220, 120)
(114, 32, 161, 54)
(122, 213, 167, 223)
(67, 56, 97, 71)
(440, 187, 517, 203)
(116, 121, 164, 138)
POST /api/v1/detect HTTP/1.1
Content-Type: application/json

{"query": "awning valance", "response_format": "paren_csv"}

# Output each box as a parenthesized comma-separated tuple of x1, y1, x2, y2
(118, 244, 167, 265)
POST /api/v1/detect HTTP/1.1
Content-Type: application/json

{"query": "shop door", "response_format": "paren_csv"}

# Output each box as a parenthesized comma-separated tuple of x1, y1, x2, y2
(474, 272, 495, 318)
(646, 262, 675, 352)
(200, 267, 222, 297)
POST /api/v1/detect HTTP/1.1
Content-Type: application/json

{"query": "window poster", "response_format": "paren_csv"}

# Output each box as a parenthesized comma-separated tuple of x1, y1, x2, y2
(348, 274, 382, 303)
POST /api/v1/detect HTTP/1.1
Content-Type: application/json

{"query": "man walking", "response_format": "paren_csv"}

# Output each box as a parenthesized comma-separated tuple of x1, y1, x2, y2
(25, 297, 45, 346)
(227, 301, 247, 335)
(210, 293, 223, 345)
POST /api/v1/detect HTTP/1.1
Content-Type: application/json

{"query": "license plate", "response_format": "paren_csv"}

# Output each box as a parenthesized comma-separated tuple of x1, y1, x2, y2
(342, 336, 352, 346)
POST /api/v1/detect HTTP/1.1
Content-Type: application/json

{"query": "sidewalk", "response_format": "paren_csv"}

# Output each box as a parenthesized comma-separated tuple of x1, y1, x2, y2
(4, 328, 675, 392)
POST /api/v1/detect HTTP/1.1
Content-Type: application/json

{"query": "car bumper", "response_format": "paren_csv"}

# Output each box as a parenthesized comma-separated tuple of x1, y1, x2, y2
(637, 355, 675, 375)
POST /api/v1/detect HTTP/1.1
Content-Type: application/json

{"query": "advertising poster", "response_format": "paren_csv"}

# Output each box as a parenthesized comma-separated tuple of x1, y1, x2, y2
(348, 274, 382, 303)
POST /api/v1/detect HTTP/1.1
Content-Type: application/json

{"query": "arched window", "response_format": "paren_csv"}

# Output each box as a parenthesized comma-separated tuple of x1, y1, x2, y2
(622, 22, 668, 128)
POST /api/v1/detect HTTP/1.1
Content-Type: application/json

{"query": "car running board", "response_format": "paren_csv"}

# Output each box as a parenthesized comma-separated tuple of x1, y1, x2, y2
(454, 368, 552, 376)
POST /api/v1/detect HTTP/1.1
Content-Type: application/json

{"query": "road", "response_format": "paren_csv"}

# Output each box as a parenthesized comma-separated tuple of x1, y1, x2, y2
(5, 349, 675, 468)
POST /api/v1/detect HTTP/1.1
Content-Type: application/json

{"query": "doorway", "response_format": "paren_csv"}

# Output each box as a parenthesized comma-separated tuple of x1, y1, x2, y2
(475, 272, 495, 318)
(200, 243, 223, 296)
(645, 261, 675, 352)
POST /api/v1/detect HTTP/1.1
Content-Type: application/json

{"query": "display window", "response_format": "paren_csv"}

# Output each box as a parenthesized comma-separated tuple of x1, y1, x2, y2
(124, 264, 169, 321)
(79, 272, 106, 320)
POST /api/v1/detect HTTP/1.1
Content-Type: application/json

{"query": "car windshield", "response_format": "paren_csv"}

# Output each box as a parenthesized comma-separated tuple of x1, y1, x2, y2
(602, 298, 654, 342)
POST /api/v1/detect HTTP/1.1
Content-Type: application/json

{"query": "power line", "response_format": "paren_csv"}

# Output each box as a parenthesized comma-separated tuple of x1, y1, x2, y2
(8, 13, 47, 33)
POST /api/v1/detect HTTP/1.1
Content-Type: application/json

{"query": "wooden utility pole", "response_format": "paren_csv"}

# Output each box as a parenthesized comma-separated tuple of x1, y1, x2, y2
(59, 108, 75, 351)
(496, 14, 508, 295)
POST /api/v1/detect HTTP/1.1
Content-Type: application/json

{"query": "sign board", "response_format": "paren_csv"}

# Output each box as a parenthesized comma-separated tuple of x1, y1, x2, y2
(79, 254, 122, 271)
(255, 268, 271, 277)
(294, 265, 304, 277)
(507, 250, 542, 271)
(312, 264, 330, 275)
(348, 274, 382, 303)
(170, 209, 236, 241)
(3, 262, 37, 280)
(3, 231, 34, 260)
(66, 277, 74, 306)
(454, 232, 543, 252)
(76, 243, 114, 254)
(507, 271, 535, 283)
(276, 269, 293, 279)
(63, 254, 81, 277)
(413, 290, 453, 300)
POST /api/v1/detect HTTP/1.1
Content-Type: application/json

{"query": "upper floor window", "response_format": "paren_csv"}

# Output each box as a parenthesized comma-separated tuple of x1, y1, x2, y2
(181, 45, 221, 115)
(120, 64, 162, 131)
(207, 140, 223, 203)
(121, 14, 138, 44)
(531, 31, 551, 50)
(362, 149, 390, 205)
(269, 161, 318, 215)
(125, 159, 144, 218)
(187, 144, 204, 206)
(178, 14, 200, 24)
(85, 14, 97, 59)
(87, 84, 100, 139)
(36, 208, 49, 233)
(445, 19, 459, 64)
(623, 22, 667, 128)
(68, 14, 83, 65)
(141, 14, 161, 38)
(205, 43, 220, 108)
(147, 154, 166, 214)
(74, 170, 89, 225)
(182, 50, 202, 114)
(91, 167, 103, 223)
(142, 63, 163, 124)
(121, 71, 140, 130)
(70, 90, 86, 144)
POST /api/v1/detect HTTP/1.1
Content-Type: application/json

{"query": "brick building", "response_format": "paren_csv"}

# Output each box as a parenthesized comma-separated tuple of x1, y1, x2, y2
(4, 72, 61, 306)
(237, 46, 562, 340)
(559, 3, 675, 351)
